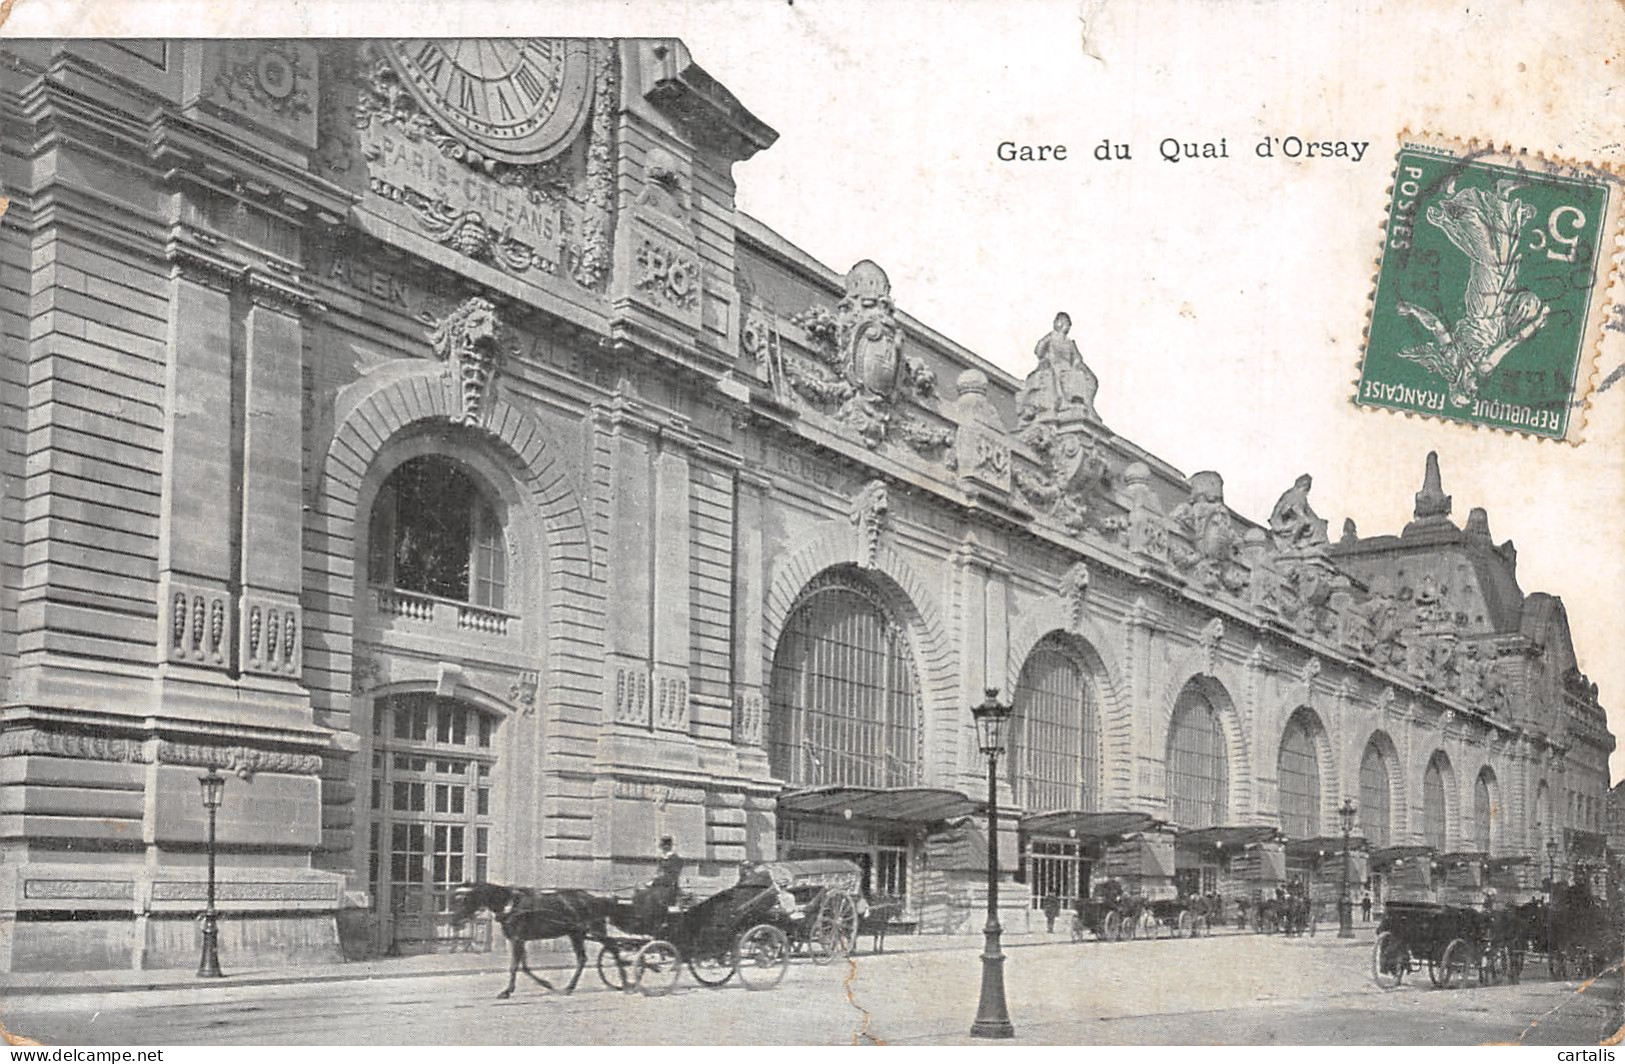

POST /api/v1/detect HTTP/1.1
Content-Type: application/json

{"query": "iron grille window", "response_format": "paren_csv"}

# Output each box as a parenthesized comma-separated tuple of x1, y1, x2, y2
(768, 580, 920, 788)
(1166, 686, 1227, 829)
(369, 692, 498, 918)
(1474, 772, 1493, 854)
(1423, 754, 1449, 851)
(1011, 643, 1099, 812)
(1028, 840, 1089, 910)
(1276, 712, 1321, 839)
(1360, 742, 1391, 847)
(368, 455, 507, 609)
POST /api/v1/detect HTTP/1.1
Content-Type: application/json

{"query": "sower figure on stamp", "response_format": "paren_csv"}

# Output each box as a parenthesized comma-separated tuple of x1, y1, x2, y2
(1016, 312, 1101, 425)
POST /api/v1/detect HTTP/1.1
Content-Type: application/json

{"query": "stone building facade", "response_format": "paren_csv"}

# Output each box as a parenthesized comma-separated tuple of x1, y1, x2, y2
(0, 37, 1614, 971)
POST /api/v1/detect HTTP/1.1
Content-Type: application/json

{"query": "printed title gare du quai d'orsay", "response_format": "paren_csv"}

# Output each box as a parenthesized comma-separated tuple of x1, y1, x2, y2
(0, 36, 1612, 983)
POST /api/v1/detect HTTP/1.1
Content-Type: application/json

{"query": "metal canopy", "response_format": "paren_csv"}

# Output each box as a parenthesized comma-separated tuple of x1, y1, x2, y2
(1437, 850, 1490, 867)
(1284, 835, 1369, 859)
(1486, 854, 1533, 870)
(1368, 844, 1434, 867)
(1020, 810, 1160, 844)
(1176, 825, 1281, 850)
(776, 785, 980, 824)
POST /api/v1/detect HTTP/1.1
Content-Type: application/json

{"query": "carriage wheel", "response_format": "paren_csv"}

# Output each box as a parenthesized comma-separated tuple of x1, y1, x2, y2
(1176, 911, 1193, 938)
(735, 923, 791, 991)
(1436, 938, 1470, 989)
(1481, 944, 1508, 985)
(829, 893, 861, 957)
(632, 940, 681, 997)
(1102, 911, 1121, 941)
(1372, 931, 1405, 990)
(596, 944, 631, 991)
(806, 904, 838, 967)
(687, 949, 736, 987)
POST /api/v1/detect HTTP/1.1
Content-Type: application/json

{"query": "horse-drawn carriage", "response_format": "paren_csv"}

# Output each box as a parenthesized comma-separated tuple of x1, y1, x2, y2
(1069, 881, 1212, 941)
(1371, 901, 1513, 989)
(1513, 885, 1619, 981)
(449, 858, 870, 999)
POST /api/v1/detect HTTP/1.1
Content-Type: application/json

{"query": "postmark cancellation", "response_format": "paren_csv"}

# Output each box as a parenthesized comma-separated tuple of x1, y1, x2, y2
(1355, 132, 1624, 443)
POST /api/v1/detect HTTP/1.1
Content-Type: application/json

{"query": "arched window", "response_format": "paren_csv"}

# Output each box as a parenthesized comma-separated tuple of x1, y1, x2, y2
(1359, 740, 1392, 847)
(1167, 684, 1228, 829)
(368, 692, 498, 921)
(1011, 640, 1099, 812)
(1277, 710, 1321, 839)
(1474, 769, 1495, 854)
(768, 576, 919, 789)
(369, 455, 507, 609)
(1423, 752, 1450, 851)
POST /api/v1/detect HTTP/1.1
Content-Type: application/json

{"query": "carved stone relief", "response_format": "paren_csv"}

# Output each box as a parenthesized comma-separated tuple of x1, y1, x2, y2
(784, 261, 939, 449)
(344, 40, 617, 289)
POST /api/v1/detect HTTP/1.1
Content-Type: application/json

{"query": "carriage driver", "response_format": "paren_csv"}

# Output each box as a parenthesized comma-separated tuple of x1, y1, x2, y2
(633, 836, 685, 927)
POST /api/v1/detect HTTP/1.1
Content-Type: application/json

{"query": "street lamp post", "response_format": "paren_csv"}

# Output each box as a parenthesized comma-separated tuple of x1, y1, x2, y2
(970, 687, 1015, 1040)
(197, 769, 226, 979)
(1337, 798, 1357, 939)
(1546, 837, 1559, 896)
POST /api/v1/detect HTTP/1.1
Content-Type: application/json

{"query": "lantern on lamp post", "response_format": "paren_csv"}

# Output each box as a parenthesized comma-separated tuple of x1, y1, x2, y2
(969, 687, 1015, 1040)
(197, 768, 226, 979)
(1337, 798, 1357, 939)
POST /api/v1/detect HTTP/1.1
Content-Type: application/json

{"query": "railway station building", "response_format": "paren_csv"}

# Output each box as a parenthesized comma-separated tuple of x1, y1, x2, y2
(0, 37, 1615, 971)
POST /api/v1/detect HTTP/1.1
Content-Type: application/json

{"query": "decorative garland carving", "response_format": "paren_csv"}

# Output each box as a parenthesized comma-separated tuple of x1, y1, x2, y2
(0, 728, 149, 763)
(1059, 562, 1091, 631)
(156, 740, 322, 779)
(850, 479, 890, 569)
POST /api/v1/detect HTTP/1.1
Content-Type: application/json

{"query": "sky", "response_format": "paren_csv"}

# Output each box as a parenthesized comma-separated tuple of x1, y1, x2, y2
(11, 0, 1624, 781)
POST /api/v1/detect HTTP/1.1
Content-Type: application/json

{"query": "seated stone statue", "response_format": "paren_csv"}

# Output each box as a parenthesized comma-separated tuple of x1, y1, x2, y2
(1269, 474, 1329, 550)
(1016, 312, 1100, 424)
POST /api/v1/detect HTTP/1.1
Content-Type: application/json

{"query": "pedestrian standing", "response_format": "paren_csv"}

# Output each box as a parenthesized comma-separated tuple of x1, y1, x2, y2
(1360, 892, 1372, 922)
(1041, 893, 1061, 933)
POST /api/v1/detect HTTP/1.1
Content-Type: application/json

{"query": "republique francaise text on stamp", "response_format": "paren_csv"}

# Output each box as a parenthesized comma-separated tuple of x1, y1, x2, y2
(1355, 133, 1623, 442)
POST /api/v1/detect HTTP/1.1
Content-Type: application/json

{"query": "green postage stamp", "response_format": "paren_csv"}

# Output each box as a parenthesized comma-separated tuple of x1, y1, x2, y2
(1356, 133, 1624, 442)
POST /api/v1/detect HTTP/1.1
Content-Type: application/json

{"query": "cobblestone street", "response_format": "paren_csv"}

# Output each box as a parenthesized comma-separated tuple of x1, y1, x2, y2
(4, 933, 1618, 1046)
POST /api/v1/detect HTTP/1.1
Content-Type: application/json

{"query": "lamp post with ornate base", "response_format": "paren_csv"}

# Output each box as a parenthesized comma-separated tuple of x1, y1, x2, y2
(970, 688, 1015, 1040)
(198, 769, 225, 979)
(1337, 798, 1356, 938)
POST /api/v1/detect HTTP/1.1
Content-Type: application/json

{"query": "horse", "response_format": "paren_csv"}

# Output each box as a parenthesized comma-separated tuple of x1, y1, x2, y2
(449, 882, 620, 999)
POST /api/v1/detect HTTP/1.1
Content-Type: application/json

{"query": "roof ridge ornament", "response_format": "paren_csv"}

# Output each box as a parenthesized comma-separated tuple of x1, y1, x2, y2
(1413, 450, 1453, 522)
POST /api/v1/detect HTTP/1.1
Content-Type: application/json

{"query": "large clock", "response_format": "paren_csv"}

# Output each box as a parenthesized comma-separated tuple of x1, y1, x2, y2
(382, 38, 594, 166)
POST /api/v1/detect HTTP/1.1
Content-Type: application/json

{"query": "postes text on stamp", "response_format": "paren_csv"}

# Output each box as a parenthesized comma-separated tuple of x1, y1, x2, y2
(1356, 133, 1622, 442)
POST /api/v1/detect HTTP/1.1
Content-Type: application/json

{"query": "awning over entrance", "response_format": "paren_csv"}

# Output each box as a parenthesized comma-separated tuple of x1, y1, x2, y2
(1020, 810, 1160, 845)
(1437, 850, 1489, 868)
(1566, 829, 1607, 859)
(1176, 825, 1281, 851)
(776, 785, 980, 824)
(1368, 845, 1433, 869)
(1486, 854, 1533, 871)
(1284, 835, 1369, 860)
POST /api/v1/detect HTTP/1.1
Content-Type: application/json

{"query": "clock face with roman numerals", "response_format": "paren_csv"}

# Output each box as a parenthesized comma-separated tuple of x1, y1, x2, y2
(382, 39, 594, 165)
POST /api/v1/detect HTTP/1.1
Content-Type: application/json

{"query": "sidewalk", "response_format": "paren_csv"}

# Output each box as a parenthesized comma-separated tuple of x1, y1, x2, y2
(0, 925, 1373, 999)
